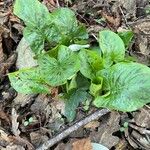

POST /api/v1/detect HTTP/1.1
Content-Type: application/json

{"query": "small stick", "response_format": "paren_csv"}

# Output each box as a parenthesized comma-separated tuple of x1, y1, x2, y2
(36, 109, 110, 150)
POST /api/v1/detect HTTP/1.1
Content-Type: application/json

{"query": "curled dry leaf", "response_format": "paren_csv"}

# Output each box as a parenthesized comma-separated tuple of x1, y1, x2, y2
(125, 124, 150, 149)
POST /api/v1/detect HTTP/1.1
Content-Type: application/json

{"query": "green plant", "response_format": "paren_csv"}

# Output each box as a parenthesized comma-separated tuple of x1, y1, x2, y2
(9, 0, 150, 122)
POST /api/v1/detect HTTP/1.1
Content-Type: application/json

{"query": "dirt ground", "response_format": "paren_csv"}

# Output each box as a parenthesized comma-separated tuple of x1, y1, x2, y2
(0, 0, 150, 150)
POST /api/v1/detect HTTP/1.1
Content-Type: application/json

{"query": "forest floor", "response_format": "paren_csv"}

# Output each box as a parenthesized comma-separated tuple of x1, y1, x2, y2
(0, 0, 150, 150)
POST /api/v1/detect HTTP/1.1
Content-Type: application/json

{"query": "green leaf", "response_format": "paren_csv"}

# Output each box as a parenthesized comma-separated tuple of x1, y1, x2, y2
(23, 27, 45, 54)
(68, 73, 90, 91)
(14, 1, 88, 54)
(14, 0, 51, 27)
(8, 68, 50, 94)
(64, 89, 88, 122)
(118, 30, 134, 48)
(38, 45, 80, 86)
(90, 76, 103, 97)
(68, 44, 90, 51)
(68, 75, 77, 91)
(99, 30, 125, 64)
(49, 8, 88, 45)
(79, 49, 103, 79)
(93, 62, 150, 112)
(14, 0, 52, 54)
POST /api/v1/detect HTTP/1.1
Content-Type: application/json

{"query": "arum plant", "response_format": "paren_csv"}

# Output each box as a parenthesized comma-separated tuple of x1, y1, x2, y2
(9, 0, 150, 122)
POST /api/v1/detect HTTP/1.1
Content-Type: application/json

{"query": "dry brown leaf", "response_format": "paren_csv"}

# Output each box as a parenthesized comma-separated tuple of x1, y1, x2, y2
(84, 121, 99, 129)
(0, 109, 10, 124)
(43, 0, 56, 11)
(1, 145, 25, 150)
(0, 129, 11, 143)
(9, 135, 35, 150)
(0, 53, 17, 83)
(90, 111, 120, 149)
(134, 107, 150, 128)
(101, 10, 121, 28)
(72, 138, 93, 150)
(30, 131, 49, 147)
(48, 0, 55, 5)
(11, 108, 20, 137)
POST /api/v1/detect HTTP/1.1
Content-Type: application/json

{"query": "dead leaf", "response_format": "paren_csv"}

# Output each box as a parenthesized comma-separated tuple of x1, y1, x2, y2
(0, 12, 9, 25)
(125, 125, 150, 149)
(43, 0, 56, 11)
(0, 109, 10, 124)
(115, 139, 129, 150)
(72, 138, 93, 150)
(119, 0, 136, 19)
(0, 53, 17, 83)
(1, 145, 25, 150)
(84, 121, 99, 129)
(101, 10, 121, 28)
(9, 135, 35, 150)
(30, 131, 49, 147)
(14, 93, 37, 107)
(90, 111, 120, 149)
(134, 107, 150, 128)
(11, 108, 20, 137)
(0, 129, 11, 143)
(54, 142, 72, 150)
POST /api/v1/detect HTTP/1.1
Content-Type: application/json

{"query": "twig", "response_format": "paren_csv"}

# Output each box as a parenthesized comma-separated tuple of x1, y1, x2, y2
(119, 6, 129, 28)
(36, 109, 110, 150)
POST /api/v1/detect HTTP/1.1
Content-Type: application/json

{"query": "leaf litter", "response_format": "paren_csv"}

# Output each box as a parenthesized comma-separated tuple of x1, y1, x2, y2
(0, 0, 150, 150)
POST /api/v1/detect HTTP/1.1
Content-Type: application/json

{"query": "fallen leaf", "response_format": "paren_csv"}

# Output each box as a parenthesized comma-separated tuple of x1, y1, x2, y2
(9, 135, 35, 150)
(0, 12, 9, 25)
(84, 121, 99, 129)
(72, 138, 93, 150)
(90, 112, 120, 149)
(0, 109, 10, 124)
(14, 93, 37, 107)
(11, 108, 20, 137)
(101, 10, 121, 28)
(134, 107, 150, 128)
(30, 131, 49, 147)
(0, 53, 17, 83)
(1, 145, 25, 150)
(0, 129, 11, 143)
(125, 125, 150, 149)
(54, 142, 72, 150)
(119, 0, 136, 18)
